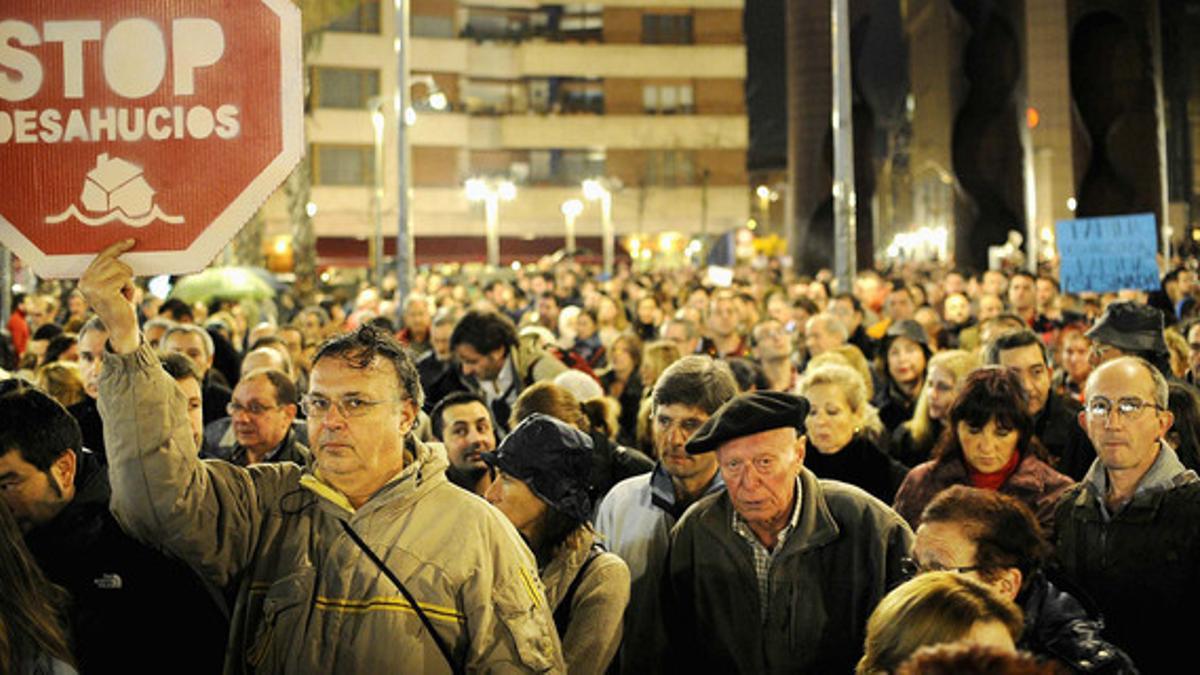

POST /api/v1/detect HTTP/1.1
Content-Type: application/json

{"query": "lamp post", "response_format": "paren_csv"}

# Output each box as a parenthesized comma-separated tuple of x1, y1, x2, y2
(466, 178, 517, 267)
(368, 97, 387, 287)
(561, 199, 583, 253)
(583, 178, 615, 276)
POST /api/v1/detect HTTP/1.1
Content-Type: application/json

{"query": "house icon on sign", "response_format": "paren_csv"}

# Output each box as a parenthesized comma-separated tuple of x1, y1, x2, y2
(81, 154, 155, 219)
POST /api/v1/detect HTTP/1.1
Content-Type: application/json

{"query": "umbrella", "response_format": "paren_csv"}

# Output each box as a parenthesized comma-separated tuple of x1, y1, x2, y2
(170, 267, 277, 305)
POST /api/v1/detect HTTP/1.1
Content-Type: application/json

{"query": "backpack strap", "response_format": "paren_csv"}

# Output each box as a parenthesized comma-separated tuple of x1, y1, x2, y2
(552, 544, 605, 637)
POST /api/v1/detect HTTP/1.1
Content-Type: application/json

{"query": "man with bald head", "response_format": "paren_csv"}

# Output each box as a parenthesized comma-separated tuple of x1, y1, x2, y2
(1054, 356, 1200, 673)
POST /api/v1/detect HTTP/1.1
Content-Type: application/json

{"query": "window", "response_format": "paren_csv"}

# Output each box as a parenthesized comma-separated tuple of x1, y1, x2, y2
(560, 79, 604, 114)
(312, 145, 375, 186)
(311, 68, 380, 109)
(642, 14, 693, 44)
(529, 150, 606, 185)
(413, 15, 454, 38)
(560, 3, 603, 40)
(643, 84, 694, 114)
(326, 1, 381, 33)
(645, 150, 695, 186)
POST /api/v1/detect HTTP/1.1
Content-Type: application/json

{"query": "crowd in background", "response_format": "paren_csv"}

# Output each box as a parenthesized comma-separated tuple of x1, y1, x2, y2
(3, 252, 1200, 673)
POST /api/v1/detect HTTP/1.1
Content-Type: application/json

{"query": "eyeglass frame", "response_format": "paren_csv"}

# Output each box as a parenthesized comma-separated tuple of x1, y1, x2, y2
(1083, 396, 1165, 421)
(300, 394, 405, 420)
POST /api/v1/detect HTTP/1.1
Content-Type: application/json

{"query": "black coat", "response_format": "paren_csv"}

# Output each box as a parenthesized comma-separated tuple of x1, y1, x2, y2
(1018, 571, 1138, 674)
(24, 452, 229, 674)
(804, 434, 907, 504)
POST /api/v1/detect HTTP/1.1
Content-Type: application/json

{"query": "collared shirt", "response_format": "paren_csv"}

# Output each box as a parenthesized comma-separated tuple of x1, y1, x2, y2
(1085, 441, 1192, 520)
(731, 476, 803, 622)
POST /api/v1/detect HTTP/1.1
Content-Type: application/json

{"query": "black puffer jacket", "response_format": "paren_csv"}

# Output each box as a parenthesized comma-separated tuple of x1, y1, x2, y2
(1018, 571, 1138, 674)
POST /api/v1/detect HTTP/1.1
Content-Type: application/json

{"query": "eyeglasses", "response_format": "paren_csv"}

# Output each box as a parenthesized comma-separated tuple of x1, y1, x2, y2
(227, 401, 281, 416)
(900, 557, 993, 578)
(300, 395, 400, 419)
(1089, 343, 1118, 361)
(1085, 397, 1164, 421)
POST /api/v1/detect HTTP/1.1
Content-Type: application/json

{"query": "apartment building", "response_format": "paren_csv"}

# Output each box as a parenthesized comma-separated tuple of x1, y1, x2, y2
(260, 0, 750, 267)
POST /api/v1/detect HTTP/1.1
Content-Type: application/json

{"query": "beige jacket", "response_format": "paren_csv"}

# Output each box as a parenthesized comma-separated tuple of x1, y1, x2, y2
(540, 530, 629, 675)
(98, 343, 565, 674)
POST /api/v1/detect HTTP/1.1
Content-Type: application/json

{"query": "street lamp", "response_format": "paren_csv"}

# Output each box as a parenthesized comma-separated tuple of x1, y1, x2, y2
(465, 178, 517, 267)
(561, 199, 583, 253)
(367, 97, 387, 287)
(583, 177, 616, 276)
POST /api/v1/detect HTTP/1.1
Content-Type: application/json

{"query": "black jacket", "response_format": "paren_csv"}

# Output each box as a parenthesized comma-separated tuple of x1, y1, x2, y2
(1034, 393, 1096, 481)
(1018, 571, 1138, 674)
(24, 452, 228, 674)
(587, 430, 654, 509)
(67, 396, 105, 462)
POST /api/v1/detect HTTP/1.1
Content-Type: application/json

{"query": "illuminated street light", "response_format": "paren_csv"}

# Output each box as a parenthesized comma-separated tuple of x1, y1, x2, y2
(561, 198, 583, 252)
(582, 177, 617, 276)
(465, 178, 518, 267)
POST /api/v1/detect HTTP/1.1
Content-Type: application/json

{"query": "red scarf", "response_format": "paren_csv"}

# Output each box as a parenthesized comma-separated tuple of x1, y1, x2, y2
(967, 452, 1021, 491)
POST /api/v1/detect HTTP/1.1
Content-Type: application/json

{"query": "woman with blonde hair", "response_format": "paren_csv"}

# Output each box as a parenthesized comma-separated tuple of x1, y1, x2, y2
(34, 362, 87, 409)
(892, 350, 980, 467)
(0, 500, 77, 675)
(857, 571, 1022, 675)
(799, 363, 905, 502)
(639, 340, 682, 395)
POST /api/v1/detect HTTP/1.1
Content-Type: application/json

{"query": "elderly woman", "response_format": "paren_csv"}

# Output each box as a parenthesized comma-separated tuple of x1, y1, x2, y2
(799, 363, 905, 502)
(873, 319, 932, 433)
(483, 414, 631, 675)
(892, 367, 1074, 531)
(892, 350, 980, 467)
(857, 572, 1023, 675)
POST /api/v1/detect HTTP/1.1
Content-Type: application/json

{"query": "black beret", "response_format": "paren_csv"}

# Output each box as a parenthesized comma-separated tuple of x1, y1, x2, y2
(685, 390, 809, 454)
(481, 413, 594, 523)
(1085, 301, 1168, 356)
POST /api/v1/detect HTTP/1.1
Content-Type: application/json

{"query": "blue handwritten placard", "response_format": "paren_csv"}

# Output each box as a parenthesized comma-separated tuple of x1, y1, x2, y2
(1055, 213, 1159, 293)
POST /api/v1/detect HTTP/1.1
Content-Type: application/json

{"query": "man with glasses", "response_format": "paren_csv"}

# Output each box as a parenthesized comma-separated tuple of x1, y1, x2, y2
(203, 368, 308, 467)
(1054, 356, 1200, 673)
(81, 241, 564, 672)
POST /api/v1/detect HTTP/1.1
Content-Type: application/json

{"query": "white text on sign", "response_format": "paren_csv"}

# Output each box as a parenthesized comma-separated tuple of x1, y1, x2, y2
(0, 18, 240, 144)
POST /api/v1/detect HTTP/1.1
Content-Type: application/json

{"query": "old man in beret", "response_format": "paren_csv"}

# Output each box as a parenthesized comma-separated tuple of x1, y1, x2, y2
(662, 391, 913, 673)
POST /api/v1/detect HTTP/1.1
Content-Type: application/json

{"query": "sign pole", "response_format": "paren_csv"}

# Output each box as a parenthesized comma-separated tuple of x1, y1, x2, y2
(0, 246, 10, 328)
(394, 0, 414, 304)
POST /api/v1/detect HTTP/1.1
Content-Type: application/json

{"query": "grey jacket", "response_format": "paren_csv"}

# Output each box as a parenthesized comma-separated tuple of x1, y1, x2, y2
(541, 529, 629, 675)
(98, 342, 565, 674)
(663, 469, 913, 674)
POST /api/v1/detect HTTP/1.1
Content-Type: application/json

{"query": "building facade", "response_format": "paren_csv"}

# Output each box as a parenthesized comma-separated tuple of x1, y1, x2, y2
(259, 0, 751, 267)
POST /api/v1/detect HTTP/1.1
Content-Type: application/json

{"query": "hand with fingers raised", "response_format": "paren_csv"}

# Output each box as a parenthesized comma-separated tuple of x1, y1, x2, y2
(78, 239, 141, 355)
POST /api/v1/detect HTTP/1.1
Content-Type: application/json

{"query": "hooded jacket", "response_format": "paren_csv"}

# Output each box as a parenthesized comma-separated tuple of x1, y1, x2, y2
(98, 342, 565, 674)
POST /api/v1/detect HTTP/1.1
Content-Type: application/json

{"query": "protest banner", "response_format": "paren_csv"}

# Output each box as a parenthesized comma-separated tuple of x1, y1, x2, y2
(0, 0, 303, 278)
(1055, 213, 1160, 293)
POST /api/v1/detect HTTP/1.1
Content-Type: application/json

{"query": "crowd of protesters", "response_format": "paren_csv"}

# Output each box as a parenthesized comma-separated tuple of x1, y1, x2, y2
(2, 246, 1199, 673)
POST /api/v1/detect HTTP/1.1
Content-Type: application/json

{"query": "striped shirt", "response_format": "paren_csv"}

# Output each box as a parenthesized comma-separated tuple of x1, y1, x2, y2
(731, 477, 803, 622)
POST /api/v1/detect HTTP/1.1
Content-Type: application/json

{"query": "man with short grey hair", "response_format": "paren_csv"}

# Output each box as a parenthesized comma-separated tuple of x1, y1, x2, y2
(163, 323, 231, 425)
(803, 312, 848, 358)
(1055, 356, 1200, 673)
(595, 356, 738, 673)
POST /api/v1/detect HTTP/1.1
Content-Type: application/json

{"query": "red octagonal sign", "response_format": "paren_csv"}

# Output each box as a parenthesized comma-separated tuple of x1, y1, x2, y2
(0, 0, 303, 278)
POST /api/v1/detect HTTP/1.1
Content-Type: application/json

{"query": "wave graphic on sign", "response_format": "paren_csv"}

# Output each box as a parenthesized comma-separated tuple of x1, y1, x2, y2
(44, 153, 185, 228)
(45, 204, 185, 227)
